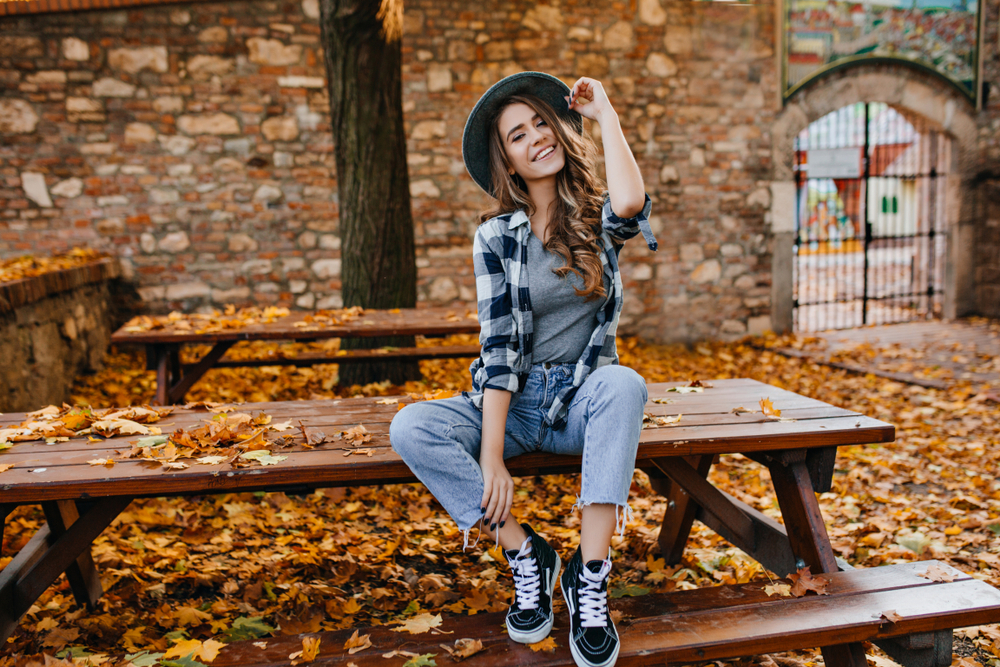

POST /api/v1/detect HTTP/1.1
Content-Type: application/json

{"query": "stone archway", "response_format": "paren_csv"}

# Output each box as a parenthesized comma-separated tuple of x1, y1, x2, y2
(768, 65, 979, 332)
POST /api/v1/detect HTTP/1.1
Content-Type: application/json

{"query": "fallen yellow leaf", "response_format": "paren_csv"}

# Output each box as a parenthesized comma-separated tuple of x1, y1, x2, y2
(528, 636, 557, 652)
(301, 636, 321, 661)
(344, 630, 372, 655)
(392, 613, 442, 634)
(163, 638, 205, 661)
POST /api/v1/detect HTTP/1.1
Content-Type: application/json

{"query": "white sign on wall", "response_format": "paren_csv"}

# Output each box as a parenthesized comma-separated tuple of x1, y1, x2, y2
(806, 147, 862, 179)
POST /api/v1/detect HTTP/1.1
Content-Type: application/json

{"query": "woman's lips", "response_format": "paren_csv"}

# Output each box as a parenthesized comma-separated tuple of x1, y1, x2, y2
(533, 145, 556, 162)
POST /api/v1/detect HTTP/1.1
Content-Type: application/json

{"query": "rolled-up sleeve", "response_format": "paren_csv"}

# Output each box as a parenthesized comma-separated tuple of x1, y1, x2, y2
(472, 227, 520, 393)
(602, 193, 657, 251)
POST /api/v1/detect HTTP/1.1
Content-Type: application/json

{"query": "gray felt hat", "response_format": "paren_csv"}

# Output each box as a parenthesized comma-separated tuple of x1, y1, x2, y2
(462, 71, 583, 197)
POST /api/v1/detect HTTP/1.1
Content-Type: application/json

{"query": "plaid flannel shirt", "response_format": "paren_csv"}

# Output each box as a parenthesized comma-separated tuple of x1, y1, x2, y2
(467, 193, 657, 429)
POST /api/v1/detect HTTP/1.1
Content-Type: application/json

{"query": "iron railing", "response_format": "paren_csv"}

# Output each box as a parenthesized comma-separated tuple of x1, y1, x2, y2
(792, 102, 949, 332)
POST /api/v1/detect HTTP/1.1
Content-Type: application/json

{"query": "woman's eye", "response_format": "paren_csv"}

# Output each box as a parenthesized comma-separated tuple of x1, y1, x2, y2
(537, 120, 547, 127)
(512, 133, 524, 142)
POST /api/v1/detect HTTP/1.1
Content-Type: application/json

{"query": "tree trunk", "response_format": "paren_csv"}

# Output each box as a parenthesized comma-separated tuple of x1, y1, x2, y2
(319, 0, 421, 387)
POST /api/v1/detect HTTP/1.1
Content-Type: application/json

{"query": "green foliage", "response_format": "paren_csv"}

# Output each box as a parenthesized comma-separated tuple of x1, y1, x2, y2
(222, 616, 276, 642)
(160, 656, 208, 667)
(608, 584, 650, 599)
(124, 652, 164, 667)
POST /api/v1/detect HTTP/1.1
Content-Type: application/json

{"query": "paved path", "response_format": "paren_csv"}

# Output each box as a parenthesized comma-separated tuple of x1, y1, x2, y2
(772, 319, 999, 398)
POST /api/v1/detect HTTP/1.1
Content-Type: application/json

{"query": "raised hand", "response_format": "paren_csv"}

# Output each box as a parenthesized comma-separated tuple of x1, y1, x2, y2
(566, 76, 615, 123)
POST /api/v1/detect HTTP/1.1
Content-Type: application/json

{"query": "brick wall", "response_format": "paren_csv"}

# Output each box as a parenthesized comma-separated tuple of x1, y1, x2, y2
(1, 0, 997, 342)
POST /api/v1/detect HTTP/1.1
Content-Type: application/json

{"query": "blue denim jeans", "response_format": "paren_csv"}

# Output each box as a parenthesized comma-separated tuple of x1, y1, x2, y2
(390, 363, 648, 546)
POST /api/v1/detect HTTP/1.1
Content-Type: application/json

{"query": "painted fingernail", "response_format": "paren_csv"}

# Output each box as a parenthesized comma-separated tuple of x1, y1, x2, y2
(499, 520, 506, 528)
(490, 523, 497, 531)
(485, 517, 491, 524)
(481, 507, 486, 513)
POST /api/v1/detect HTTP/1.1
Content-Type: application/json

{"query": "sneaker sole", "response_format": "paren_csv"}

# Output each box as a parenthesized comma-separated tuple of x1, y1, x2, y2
(507, 552, 562, 644)
(561, 578, 620, 667)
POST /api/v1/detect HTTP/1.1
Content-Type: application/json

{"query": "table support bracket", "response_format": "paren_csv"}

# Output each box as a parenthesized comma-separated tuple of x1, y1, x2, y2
(149, 342, 235, 405)
(166, 341, 235, 404)
(0, 496, 132, 643)
(43, 501, 105, 610)
(651, 457, 755, 547)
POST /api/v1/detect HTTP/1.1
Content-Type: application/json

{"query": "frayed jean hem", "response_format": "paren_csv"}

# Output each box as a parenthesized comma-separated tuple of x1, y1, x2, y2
(571, 497, 636, 537)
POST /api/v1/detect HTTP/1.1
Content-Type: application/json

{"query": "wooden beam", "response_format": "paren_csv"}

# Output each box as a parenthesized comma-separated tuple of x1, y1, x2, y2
(693, 491, 799, 577)
(42, 500, 104, 609)
(166, 340, 234, 404)
(0, 496, 131, 643)
(652, 457, 756, 549)
(644, 455, 714, 564)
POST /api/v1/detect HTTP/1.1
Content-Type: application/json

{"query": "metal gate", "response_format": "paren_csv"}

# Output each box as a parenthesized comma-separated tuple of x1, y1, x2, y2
(792, 102, 950, 332)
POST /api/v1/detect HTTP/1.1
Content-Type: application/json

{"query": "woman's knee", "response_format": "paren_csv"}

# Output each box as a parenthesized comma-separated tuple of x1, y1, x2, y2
(389, 402, 431, 458)
(592, 365, 648, 406)
(390, 399, 478, 459)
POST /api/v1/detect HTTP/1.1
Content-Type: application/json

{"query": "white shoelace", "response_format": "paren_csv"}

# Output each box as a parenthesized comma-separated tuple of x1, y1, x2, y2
(578, 560, 612, 628)
(509, 538, 542, 611)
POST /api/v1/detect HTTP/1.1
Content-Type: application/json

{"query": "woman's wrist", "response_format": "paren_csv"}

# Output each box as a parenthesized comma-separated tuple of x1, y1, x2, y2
(480, 448, 505, 467)
(596, 107, 620, 130)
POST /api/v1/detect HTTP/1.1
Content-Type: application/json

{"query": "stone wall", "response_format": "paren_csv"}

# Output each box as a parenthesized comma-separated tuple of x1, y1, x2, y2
(0, 260, 120, 412)
(976, 180, 1000, 318)
(0, 0, 997, 342)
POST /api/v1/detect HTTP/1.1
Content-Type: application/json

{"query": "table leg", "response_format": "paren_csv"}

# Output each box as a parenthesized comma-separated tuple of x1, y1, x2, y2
(0, 497, 131, 644)
(1, 503, 14, 555)
(169, 346, 182, 389)
(152, 344, 170, 406)
(42, 501, 104, 609)
(767, 453, 865, 667)
(767, 454, 838, 573)
(646, 455, 714, 564)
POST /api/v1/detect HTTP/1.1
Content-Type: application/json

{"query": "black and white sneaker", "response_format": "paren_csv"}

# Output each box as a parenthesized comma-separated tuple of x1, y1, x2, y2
(503, 524, 561, 644)
(561, 548, 619, 667)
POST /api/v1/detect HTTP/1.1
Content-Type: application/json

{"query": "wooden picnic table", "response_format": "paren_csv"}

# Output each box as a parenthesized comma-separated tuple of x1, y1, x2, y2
(110, 306, 481, 405)
(3, 378, 993, 667)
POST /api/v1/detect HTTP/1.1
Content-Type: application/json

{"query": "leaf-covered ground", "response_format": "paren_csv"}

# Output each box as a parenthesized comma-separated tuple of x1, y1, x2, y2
(2, 332, 999, 667)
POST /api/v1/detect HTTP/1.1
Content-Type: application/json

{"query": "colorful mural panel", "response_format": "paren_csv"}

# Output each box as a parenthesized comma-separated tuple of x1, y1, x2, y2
(784, 0, 981, 100)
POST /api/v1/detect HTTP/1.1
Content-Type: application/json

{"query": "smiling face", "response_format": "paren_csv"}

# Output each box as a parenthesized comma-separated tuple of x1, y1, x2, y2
(496, 102, 566, 185)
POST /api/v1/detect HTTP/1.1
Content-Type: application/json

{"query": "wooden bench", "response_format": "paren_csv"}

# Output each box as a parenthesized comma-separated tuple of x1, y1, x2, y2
(207, 560, 1000, 667)
(1, 378, 996, 666)
(110, 306, 481, 404)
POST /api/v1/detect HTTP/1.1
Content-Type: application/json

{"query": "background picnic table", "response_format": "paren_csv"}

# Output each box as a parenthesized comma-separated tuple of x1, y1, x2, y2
(110, 306, 481, 404)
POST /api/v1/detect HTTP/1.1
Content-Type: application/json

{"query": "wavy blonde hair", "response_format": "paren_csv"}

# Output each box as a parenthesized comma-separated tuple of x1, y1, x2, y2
(480, 94, 608, 301)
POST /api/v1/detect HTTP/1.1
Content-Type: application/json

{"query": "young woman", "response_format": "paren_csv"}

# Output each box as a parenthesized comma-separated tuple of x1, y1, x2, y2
(390, 71, 657, 667)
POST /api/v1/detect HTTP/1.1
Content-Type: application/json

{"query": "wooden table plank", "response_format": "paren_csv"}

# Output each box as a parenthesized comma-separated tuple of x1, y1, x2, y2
(0, 410, 888, 472)
(0, 380, 893, 503)
(0, 405, 862, 459)
(0, 378, 837, 426)
(0, 417, 892, 503)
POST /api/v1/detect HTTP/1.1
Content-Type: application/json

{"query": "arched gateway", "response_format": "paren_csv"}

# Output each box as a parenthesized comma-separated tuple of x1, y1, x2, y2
(769, 67, 979, 333)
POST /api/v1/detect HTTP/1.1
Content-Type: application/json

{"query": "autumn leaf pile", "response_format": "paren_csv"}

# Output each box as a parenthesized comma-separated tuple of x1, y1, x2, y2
(2, 331, 1000, 667)
(0, 247, 109, 284)
(121, 305, 294, 334)
(119, 305, 377, 336)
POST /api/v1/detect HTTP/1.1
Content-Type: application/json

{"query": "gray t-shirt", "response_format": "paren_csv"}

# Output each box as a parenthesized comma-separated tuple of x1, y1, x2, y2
(527, 232, 609, 364)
